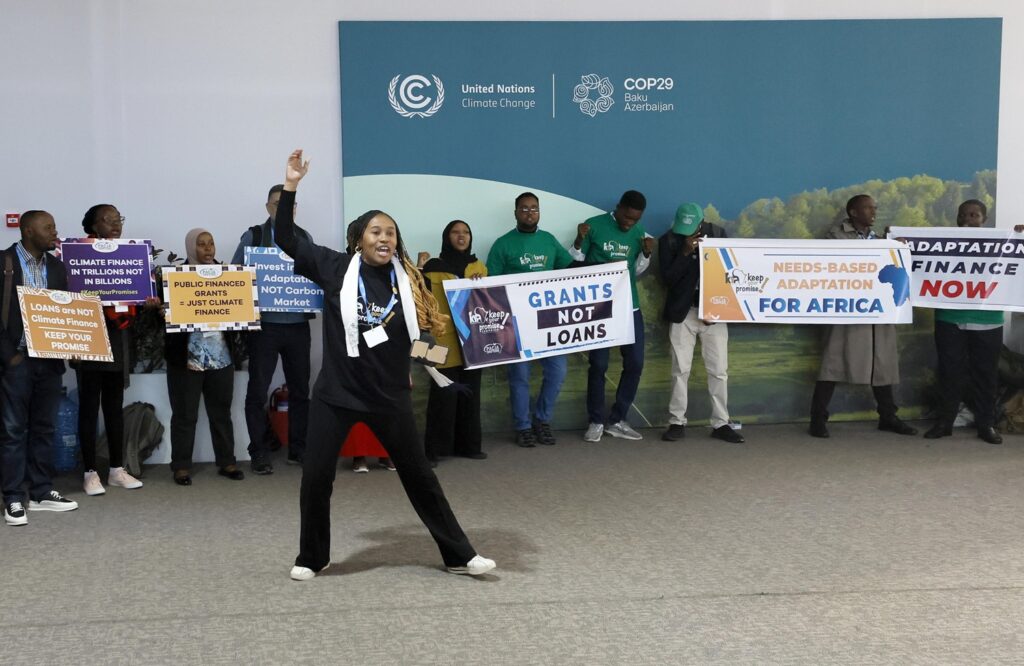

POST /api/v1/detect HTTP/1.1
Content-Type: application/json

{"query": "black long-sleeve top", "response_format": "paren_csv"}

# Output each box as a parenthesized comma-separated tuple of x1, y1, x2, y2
(657, 222, 727, 323)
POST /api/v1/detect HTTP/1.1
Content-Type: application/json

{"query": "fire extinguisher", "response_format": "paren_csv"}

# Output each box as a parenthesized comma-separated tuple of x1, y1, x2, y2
(268, 384, 289, 446)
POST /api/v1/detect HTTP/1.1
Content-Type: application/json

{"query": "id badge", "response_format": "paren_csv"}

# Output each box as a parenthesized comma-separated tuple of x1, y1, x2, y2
(363, 325, 389, 348)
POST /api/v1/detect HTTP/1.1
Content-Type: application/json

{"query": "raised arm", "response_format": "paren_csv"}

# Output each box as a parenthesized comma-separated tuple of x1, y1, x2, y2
(274, 149, 310, 256)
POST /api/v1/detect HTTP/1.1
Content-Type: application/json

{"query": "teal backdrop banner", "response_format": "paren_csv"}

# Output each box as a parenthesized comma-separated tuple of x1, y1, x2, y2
(339, 19, 1001, 432)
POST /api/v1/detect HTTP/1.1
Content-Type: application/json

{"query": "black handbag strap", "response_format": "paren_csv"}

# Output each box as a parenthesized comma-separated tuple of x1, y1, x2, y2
(2, 252, 13, 330)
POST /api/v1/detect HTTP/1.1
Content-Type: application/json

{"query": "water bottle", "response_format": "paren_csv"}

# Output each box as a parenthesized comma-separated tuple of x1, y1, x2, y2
(53, 387, 79, 472)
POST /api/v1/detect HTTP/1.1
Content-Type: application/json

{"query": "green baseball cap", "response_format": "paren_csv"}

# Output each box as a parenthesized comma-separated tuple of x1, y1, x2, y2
(673, 203, 704, 235)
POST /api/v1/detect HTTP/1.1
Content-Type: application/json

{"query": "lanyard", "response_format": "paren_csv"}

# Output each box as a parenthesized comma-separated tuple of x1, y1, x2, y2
(358, 267, 398, 326)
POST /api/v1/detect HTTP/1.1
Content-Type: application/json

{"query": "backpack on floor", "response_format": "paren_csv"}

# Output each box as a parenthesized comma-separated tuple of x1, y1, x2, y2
(99, 401, 165, 477)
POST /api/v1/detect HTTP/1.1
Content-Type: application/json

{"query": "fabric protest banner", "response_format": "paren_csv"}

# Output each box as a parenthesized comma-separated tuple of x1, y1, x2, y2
(162, 265, 261, 333)
(698, 238, 913, 324)
(243, 246, 323, 313)
(59, 238, 154, 305)
(444, 262, 633, 369)
(17, 287, 112, 361)
(889, 226, 1024, 312)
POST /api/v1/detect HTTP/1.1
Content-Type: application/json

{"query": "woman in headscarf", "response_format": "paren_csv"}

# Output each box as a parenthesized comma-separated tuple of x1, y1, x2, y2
(420, 220, 488, 463)
(164, 228, 246, 485)
(275, 149, 495, 581)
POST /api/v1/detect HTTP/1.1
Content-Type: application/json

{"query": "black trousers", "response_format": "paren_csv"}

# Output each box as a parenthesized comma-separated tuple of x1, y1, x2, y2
(933, 321, 1002, 430)
(77, 369, 125, 471)
(166, 365, 237, 471)
(423, 366, 482, 459)
(296, 397, 476, 570)
(810, 381, 899, 423)
(244, 322, 311, 459)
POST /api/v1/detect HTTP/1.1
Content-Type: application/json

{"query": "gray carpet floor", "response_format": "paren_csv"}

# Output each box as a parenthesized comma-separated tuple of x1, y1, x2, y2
(3, 422, 1023, 665)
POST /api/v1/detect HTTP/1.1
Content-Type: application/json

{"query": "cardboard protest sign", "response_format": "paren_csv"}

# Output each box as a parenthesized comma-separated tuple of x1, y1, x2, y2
(59, 238, 154, 305)
(162, 265, 260, 332)
(17, 287, 112, 361)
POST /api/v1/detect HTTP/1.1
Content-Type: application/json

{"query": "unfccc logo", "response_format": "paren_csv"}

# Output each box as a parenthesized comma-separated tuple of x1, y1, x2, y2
(573, 73, 614, 117)
(388, 74, 445, 118)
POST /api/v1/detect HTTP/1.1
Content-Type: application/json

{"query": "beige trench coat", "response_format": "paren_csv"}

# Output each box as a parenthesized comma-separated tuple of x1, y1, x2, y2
(816, 220, 900, 386)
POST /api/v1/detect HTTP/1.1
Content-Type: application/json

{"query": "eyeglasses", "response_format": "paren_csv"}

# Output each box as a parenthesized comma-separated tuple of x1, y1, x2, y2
(517, 206, 540, 214)
(101, 216, 126, 226)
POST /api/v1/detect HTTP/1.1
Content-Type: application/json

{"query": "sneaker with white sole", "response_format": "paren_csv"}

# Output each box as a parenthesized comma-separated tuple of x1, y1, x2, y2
(583, 423, 604, 442)
(352, 458, 369, 474)
(4, 501, 27, 526)
(83, 470, 106, 496)
(108, 467, 143, 489)
(28, 491, 78, 512)
(290, 563, 329, 581)
(605, 421, 643, 440)
(447, 555, 496, 576)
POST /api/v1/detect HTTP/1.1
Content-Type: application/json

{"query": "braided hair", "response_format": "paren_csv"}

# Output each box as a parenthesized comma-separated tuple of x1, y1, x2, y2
(350, 210, 448, 336)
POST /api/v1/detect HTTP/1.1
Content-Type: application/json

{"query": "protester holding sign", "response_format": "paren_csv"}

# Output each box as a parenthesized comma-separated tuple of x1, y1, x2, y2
(1, 211, 78, 526)
(658, 203, 744, 444)
(276, 149, 494, 582)
(163, 229, 246, 486)
(485, 192, 575, 448)
(570, 190, 653, 442)
(420, 220, 488, 463)
(923, 200, 1017, 445)
(809, 195, 917, 438)
(232, 184, 315, 474)
(75, 204, 147, 496)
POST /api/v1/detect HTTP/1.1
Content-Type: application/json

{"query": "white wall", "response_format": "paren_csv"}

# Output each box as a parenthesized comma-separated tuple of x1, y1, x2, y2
(2, 0, 1022, 370)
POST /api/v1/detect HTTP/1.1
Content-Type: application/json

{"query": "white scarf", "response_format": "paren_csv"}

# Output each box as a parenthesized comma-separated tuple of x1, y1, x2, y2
(340, 254, 452, 387)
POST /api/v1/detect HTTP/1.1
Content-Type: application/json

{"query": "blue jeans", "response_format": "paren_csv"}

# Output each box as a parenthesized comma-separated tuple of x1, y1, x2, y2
(1, 357, 63, 503)
(507, 355, 567, 431)
(587, 309, 645, 425)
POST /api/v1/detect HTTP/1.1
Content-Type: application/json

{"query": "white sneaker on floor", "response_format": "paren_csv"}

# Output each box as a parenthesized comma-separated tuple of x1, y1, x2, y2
(605, 421, 643, 440)
(447, 555, 496, 576)
(290, 563, 328, 581)
(352, 460, 369, 474)
(108, 467, 143, 489)
(28, 491, 78, 512)
(583, 423, 604, 442)
(83, 470, 105, 496)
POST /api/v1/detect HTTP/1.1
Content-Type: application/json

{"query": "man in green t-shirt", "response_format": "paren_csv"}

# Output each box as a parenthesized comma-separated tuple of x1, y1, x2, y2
(486, 192, 575, 448)
(569, 190, 653, 442)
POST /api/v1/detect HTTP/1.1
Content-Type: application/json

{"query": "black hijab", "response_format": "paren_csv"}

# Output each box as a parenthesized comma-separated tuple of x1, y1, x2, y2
(422, 220, 477, 278)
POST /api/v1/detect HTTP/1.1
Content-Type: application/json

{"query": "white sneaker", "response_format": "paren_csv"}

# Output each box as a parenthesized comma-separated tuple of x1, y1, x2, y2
(605, 421, 643, 440)
(447, 555, 496, 576)
(28, 491, 78, 512)
(83, 470, 106, 496)
(583, 423, 604, 442)
(108, 467, 143, 489)
(290, 563, 329, 581)
(352, 459, 369, 474)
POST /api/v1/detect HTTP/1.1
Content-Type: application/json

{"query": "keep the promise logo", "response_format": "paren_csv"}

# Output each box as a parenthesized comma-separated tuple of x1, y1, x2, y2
(388, 74, 445, 118)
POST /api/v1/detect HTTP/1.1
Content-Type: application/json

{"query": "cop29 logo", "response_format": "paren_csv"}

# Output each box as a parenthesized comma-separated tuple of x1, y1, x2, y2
(573, 73, 614, 117)
(388, 74, 445, 118)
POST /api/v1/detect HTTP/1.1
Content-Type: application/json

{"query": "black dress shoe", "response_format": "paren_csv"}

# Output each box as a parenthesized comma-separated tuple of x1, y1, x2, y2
(878, 416, 918, 436)
(923, 423, 953, 439)
(978, 427, 1003, 445)
(809, 421, 830, 438)
(173, 472, 192, 486)
(661, 424, 685, 441)
(710, 425, 744, 443)
(218, 466, 245, 480)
